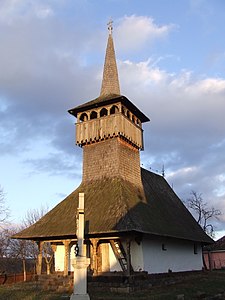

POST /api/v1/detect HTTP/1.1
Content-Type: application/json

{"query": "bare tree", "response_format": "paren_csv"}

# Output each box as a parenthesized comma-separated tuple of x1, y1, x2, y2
(22, 206, 48, 228)
(9, 227, 32, 281)
(0, 228, 13, 258)
(0, 186, 10, 228)
(186, 191, 221, 238)
(0, 228, 18, 275)
(0, 186, 11, 273)
(10, 205, 49, 279)
(42, 242, 54, 275)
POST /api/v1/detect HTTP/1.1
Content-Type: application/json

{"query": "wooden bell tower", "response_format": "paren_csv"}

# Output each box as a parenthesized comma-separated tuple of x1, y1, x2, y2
(69, 21, 149, 188)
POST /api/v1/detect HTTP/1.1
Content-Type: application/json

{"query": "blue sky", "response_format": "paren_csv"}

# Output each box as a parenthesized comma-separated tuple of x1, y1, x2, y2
(0, 0, 225, 238)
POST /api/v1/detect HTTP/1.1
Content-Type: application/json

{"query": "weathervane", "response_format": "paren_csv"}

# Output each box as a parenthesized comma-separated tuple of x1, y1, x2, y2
(107, 19, 113, 34)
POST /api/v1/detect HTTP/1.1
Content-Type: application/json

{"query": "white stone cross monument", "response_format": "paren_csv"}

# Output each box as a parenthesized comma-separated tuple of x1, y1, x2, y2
(70, 193, 90, 300)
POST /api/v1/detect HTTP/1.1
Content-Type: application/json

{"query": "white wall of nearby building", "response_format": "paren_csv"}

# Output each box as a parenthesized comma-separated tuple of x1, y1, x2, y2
(108, 243, 122, 272)
(55, 237, 203, 274)
(130, 240, 144, 272)
(54, 244, 76, 272)
(55, 245, 64, 272)
(108, 240, 144, 272)
(142, 236, 203, 274)
(101, 243, 110, 272)
(69, 244, 76, 271)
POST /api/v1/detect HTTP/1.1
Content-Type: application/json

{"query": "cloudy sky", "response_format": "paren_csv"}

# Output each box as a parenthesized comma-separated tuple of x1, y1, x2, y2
(0, 0, 225, 238)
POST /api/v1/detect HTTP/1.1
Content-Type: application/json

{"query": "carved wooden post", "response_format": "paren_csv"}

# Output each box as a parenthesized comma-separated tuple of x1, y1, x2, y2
(63, 240, 71, 276)
(90, 238, 99, 275)
(126, 239, 131, 276)
(51, 244, 57, 273)
(36, 241, 43, 275)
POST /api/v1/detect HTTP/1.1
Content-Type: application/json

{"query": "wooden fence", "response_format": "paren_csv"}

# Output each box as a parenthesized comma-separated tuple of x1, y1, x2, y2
(0, 272, 34, 285)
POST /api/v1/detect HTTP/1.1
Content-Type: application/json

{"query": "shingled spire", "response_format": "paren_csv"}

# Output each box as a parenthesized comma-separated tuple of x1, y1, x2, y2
(100, 20, 120, 96)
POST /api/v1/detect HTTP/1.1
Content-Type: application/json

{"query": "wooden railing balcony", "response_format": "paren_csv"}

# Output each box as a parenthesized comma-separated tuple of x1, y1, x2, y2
(76, 113, 143, 149)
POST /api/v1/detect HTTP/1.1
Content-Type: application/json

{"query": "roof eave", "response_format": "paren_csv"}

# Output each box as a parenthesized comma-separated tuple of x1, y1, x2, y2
(12, 228, 213, 245)
(68, 94, 150, 123)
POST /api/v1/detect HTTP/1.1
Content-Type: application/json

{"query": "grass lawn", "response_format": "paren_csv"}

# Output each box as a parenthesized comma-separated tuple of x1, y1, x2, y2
(0, 281, 68, 300)
(0, 270, 225, 299)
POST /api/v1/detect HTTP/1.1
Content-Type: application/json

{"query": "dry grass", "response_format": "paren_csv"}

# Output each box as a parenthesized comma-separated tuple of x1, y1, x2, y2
(0, 271, 225, 300)
(0, 281, 69, 300)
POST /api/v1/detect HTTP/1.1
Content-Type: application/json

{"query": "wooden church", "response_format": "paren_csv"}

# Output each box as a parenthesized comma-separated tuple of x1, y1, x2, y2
(14, 22, 212, 275)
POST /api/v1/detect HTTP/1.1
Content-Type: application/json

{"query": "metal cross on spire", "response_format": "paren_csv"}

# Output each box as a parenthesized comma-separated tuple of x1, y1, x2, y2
(107, 19, 113, 34)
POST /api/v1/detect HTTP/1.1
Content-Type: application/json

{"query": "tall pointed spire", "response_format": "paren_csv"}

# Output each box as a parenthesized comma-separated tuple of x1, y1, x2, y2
(100, 20, 120, 96)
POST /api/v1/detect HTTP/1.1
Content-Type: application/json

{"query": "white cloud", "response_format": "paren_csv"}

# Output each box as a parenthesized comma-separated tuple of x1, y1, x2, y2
(115, 15, 175, 52)
(120, 58, 169, 88)
(119, 58, 225, 126)
(168, 166, 198, 179)
(0, 0, 54, 24)
(0, 0, 24, 24)
(189, 78, 225, 94)
(34, 5, 54, 19)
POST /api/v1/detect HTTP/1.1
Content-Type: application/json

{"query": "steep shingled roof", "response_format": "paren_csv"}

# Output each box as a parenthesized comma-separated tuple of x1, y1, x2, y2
(204, 236, 225, 251)
(100, 31, 120, 96)
(13, 168, 213, 244)
(68, 28, 149, 123)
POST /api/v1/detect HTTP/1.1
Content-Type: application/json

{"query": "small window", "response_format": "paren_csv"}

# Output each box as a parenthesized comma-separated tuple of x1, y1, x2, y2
(100, 108, 108, 117)
(90, 111, 97, 119)
(127, 110, 131, 119)
(162, 244, 167, 251)
(132, 115, 135, 124)
(194, 244, 198, 254)
(110, 105, 119, 115)
(121, 106, 126, 115)
(80, 113, 88, 122)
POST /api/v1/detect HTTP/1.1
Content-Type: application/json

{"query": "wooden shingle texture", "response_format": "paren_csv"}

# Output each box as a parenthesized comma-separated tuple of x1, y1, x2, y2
(13, 168, 212, 244)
